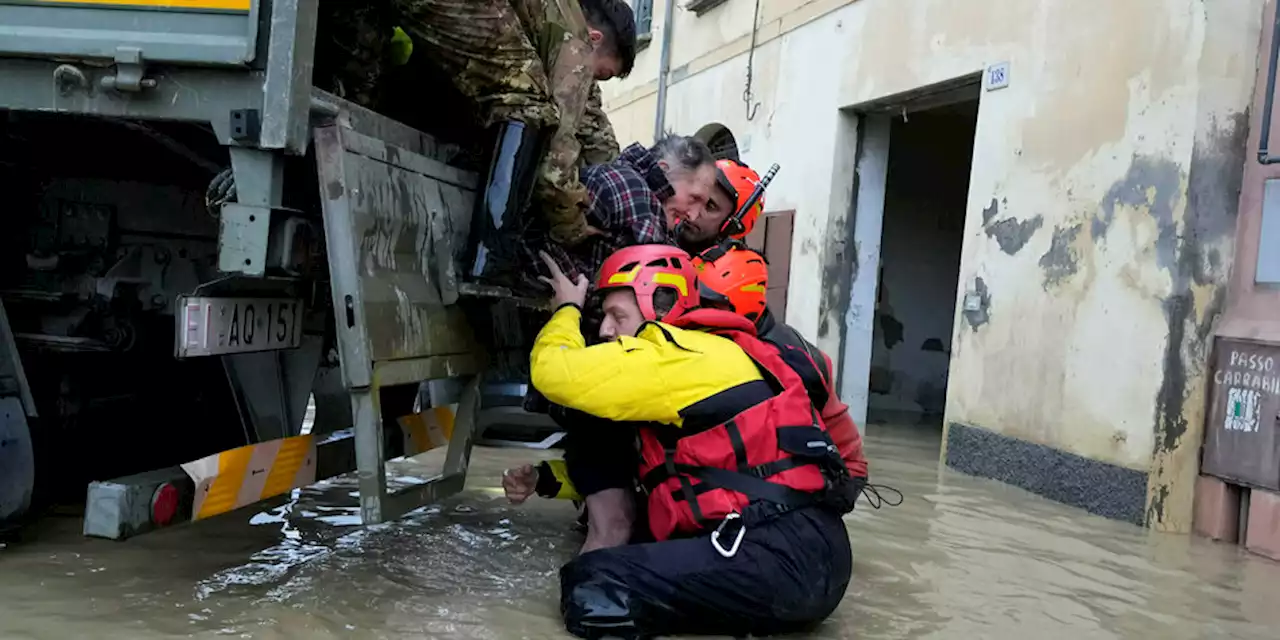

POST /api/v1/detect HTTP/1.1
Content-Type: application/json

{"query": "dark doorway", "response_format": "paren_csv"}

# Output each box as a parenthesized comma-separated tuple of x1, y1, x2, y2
(868, 99, 978, 425)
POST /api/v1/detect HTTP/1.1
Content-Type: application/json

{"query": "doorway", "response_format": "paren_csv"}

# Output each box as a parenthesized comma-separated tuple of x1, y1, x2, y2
(869, 100, 977, 424)
(840, 82, 980, 428)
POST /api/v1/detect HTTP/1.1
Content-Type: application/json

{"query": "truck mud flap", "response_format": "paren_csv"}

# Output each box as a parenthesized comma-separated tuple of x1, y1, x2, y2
(312, 108, 485, 525)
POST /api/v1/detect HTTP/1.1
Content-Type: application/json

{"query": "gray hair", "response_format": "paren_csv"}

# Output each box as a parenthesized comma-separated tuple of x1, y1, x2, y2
(650, 134, 714, 176)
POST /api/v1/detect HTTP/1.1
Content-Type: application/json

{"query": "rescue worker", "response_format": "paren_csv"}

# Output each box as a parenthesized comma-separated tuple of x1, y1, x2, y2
(506, 152, 776, 549)
(675, 157, 765, 253)
(389, 0, 637, 284)
(531, 245, 856, 638)
(507, 242, 879, 507)
(515, 136, 725, 554)
(694, 243, 871, 481)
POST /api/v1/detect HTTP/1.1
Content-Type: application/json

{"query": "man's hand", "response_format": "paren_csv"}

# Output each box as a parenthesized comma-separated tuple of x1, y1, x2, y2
(538, 250, 588, 309)
(584, 224, 610, 239)
(502, 464, 539, 505)
(550, 214, 611, 246)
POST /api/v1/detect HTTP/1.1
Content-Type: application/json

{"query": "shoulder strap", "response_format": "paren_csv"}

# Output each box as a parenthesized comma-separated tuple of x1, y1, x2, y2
(760, 324, 831, 410)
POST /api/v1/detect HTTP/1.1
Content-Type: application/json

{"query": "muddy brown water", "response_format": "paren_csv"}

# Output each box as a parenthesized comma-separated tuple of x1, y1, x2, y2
(3, 423, 1280, 639)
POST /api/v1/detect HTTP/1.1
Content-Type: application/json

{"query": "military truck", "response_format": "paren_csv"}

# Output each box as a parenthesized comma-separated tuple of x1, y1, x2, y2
(0, 0, 546, 536)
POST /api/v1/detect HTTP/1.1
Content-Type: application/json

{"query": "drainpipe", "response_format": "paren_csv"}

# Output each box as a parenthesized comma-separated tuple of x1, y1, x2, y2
(1258, 3, 1280, 164)
(652, 0, 676, 141)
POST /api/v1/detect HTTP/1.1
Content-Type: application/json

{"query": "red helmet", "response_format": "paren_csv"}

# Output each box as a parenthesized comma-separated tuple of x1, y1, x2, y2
(715, 159, 764, 240)
(596, 245, 700, 323)
(694, 242, 769, 322)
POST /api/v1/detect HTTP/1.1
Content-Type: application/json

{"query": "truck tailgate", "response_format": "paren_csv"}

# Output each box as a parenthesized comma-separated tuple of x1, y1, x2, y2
(312, 95, 484, 391)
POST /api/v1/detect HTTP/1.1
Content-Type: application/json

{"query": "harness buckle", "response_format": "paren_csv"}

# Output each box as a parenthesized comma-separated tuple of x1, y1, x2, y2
(711, 512, 746, 558)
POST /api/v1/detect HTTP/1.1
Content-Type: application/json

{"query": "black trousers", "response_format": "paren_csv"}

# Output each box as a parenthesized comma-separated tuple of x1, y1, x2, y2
(554, 405, 640, 497)
(560, 505, 853, 639)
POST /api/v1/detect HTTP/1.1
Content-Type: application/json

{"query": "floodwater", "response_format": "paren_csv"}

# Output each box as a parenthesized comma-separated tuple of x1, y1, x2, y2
(3, 423, 1280, 639)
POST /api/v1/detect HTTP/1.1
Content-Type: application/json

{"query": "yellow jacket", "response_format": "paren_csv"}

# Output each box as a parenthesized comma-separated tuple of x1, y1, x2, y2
(529, 305, 765, 500)
(530, 306, 764, 426)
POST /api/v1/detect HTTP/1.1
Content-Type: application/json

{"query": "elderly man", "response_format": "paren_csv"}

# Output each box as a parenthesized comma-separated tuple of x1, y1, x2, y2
(529, 134, 722, 284)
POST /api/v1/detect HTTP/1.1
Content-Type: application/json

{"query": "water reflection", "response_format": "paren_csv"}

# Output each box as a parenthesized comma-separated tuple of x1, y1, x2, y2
(3, 426, 1280, 639)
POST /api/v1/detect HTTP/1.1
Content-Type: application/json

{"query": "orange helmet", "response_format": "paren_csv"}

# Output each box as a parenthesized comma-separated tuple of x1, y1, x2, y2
(715, 159, 765, 240)
(694, 242, 769, 322)
(596, 244, 700, 323)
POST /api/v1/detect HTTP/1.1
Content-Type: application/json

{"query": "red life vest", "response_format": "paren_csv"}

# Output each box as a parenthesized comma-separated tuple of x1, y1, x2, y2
(638, 308, 848, 541)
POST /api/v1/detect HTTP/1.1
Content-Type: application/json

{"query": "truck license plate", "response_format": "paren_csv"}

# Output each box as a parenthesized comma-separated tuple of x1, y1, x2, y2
(176, 296, 304, 358)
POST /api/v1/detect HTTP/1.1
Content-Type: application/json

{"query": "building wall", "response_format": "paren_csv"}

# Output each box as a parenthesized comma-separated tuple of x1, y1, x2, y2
(603, 0, 1266, 531)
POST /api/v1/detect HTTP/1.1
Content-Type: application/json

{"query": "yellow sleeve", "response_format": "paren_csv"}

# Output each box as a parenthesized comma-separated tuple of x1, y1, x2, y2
(530, 306, 684, 425)
(536, 459, 582, 501)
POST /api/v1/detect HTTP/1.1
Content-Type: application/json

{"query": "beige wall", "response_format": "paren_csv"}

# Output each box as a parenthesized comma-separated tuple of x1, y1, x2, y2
(602, 0, 1266, 531)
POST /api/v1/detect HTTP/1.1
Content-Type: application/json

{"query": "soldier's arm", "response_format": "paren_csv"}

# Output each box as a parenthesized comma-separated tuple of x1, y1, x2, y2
(531, 35, 599, 246)
(575, 83, 620, 165)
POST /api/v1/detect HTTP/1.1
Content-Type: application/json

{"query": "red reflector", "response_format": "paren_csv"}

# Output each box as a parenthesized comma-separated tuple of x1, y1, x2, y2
(151, 483, 180, 526)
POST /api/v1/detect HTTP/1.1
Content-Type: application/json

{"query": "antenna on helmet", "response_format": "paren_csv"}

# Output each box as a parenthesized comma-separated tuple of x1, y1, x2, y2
(720, 163, 780, 237)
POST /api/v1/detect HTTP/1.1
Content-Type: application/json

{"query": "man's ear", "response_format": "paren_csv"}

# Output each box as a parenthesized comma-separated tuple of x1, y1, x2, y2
(587, 28, 604, 46)
(657, 159, 671, 173)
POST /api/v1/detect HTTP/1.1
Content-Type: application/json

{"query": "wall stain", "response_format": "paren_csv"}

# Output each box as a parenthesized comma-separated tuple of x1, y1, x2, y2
(818, 126, 863, 348)
(981, 195, 1044, 255)
(1039, 224, 1083, 289)
(982, 198, 999, 226)
(818, 236, 852, 341)
(1142, 113, 1248, 527)
(1093, 156, 1182, 242)
(985, 215, 1044, 255)
(962, 276, 991, 330)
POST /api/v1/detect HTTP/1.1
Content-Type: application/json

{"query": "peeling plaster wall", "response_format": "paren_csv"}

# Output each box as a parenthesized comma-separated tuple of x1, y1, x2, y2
(603, 0, 1264, 530)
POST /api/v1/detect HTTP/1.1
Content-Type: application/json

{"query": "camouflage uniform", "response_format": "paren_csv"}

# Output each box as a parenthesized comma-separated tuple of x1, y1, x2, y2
(577, 82, 621, 165)
(393, 0, 620, 246)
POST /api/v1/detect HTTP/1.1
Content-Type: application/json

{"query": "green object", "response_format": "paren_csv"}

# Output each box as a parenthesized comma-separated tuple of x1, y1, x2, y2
(390, 26, 413, 66)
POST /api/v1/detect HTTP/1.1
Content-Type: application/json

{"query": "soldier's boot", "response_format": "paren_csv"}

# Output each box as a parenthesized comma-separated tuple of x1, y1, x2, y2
(467, 120, 548, 286)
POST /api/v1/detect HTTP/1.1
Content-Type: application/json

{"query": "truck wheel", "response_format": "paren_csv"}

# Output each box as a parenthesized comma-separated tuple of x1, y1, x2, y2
(0, 397, 35, 525)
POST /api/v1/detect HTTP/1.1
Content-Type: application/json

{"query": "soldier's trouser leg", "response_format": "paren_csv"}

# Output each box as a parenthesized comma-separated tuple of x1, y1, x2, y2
(468, 121, 547, 280)
(394, 0, 559, 282)
(393, 0, 557, 128)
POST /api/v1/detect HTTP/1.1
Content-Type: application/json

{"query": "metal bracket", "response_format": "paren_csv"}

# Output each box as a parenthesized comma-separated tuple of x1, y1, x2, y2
(267, 216, 319, 276)
(230, 109, 261, 144)
(218, 203, 272, 276)
(99, 47, 155, 93)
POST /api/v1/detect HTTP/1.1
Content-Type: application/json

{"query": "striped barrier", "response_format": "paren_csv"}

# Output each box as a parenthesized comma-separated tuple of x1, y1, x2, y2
(396, 404, 458, 456)
(182, 434, 317, 521)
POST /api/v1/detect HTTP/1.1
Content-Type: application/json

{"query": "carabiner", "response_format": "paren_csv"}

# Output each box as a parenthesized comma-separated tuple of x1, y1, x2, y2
(711, 512, 746, 558)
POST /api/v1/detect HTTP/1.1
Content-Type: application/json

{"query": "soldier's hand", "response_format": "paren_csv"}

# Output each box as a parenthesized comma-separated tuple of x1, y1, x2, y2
(503, 464, 539, 505)
(551, 216, 595, 246)
(538, 251, 588, 309)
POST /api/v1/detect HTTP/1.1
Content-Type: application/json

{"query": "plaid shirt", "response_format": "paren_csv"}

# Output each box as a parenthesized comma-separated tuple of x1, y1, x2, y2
(523, 143, 675, 282)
